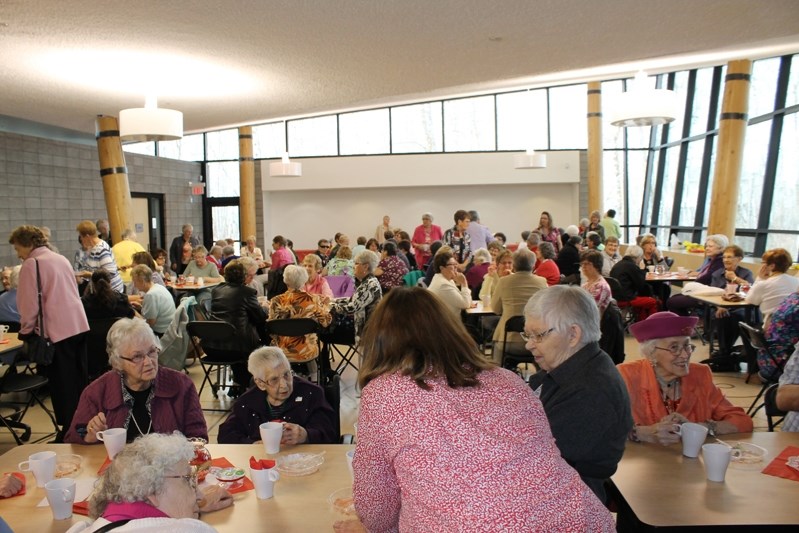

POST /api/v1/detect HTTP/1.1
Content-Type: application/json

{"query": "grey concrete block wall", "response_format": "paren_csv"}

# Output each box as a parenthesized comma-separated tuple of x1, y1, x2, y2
(0, 131, 202, 268)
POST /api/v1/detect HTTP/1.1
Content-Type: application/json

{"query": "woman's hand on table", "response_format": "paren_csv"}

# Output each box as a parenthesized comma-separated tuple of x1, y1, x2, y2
(281, 423, 308, 445)
(636, 418, 682, 446)
(84, 412, 108, 444)
(0, 474, 22, 498)
(198, 485, 233, 513)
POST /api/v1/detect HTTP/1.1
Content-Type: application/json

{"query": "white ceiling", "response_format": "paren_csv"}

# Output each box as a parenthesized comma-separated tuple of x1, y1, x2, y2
(2, 0, 799, 136)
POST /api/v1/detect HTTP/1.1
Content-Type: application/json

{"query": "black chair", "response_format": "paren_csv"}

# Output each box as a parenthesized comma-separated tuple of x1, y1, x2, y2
(265, 318, 324, 383)
(186, 321, 247, 409)
(86, 317, 121, 381)
(266, 266, 288, 299)
(499, 316, 535, 378)
(762, 383, 787, 431)
(320, 325, 361, 379)
(604, 276, 635, 332)
(0, 349, 59, 445)
(739, 323, 783, 416)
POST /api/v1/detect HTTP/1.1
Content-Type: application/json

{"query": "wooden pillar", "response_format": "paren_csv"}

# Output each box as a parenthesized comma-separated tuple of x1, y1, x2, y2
(239, 126, 256, 241)
(707, 60, 752, 239)
(95, 115, 134, 244)
(587, 82, 603, 215)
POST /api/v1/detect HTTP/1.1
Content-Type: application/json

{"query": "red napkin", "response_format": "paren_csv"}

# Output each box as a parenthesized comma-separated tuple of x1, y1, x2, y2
(249, 456, 276, 470)
(73, 500, 90, 516)
(761, 445, 799, 482)
(97, 456, 113, 476)
(209, 457, 254, 494)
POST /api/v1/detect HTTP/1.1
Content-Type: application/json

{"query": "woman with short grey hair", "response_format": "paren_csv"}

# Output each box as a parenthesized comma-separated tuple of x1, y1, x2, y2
(64, 318, 207, 445)
(331, 250, 382, 338)
(524, 285, 631, 503)
(282, 263, 309, 290)
(67, 432, 230, 532)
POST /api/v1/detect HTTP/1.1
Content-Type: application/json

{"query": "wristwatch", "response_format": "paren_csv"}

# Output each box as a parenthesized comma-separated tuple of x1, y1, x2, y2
(706, 420, 717, 437)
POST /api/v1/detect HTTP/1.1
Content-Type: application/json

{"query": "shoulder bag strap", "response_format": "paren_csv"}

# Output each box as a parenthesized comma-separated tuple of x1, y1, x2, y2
(34, 258, 46, 338)
(92, 519, 133, 533)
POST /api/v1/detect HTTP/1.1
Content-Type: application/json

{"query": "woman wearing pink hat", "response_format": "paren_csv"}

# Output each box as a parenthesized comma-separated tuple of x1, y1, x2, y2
(617, 312, 752, 445)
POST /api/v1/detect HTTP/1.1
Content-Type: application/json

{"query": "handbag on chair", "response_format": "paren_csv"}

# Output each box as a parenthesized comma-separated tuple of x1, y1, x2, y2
(22, 259, 56, 366)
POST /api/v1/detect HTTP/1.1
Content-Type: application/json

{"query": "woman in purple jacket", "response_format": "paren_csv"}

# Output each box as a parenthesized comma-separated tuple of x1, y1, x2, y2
(64, 318, 207, 444)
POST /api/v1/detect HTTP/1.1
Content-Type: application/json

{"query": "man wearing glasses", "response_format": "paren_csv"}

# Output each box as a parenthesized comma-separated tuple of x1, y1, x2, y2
(314, 239, 332, 267)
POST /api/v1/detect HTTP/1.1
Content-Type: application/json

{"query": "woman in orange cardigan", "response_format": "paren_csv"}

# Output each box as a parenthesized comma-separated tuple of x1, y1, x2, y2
(617, 312, 752, 445)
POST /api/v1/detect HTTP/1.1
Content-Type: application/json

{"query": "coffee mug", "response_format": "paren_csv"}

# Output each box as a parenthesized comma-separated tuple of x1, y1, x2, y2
(259, 422, 283, 454)
(0, 324, 9, 341)
(96, 427, 127, 459)
(45, 478, 76, 520)
(250, 466, 280, 499)
(18, 451, 57, 487)
(674, 422, 709, 458)
(702, 443, 732, 482)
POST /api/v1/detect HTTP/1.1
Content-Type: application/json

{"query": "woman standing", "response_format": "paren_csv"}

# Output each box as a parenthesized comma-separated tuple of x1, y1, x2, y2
(9, 225, 89, 442)
(353, 288, 614, 531)
(411, 212, 443, 269)
(536, 211, 562, 254)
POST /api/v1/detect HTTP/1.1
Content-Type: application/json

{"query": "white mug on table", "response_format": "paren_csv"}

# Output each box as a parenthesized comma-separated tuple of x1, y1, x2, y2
(18, 451, 56, 487)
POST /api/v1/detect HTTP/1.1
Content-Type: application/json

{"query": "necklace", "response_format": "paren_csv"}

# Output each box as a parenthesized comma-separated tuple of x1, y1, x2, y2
(129, 411, 152, 436)
(655, 375, 682, 414)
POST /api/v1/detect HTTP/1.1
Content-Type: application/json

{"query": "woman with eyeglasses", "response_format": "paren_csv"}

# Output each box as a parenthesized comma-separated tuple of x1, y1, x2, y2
(217, 346, 338, 444)
(618, 312, 752, 446)
(66, 432, 231, 533)
(427, 250, 472, 319)
(64, 318, 207, 444)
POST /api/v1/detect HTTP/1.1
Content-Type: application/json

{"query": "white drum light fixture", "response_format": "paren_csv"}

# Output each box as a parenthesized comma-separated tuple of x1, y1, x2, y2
(269, 152, 302, 177)
(514, 148, 547, 169)
(609, 70, 681, 127)
(119, 96, 183, 141)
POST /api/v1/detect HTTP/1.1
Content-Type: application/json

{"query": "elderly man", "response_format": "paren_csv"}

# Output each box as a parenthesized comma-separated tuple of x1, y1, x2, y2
(96, 218, 111, 245)
(111, 229, 145, 283)
(466, 210, 495, 250)
(314, 238, 332, 267)
(525, 286, 632, 503)
(75, 220, 124, 293)
(168, 224, 199, 273)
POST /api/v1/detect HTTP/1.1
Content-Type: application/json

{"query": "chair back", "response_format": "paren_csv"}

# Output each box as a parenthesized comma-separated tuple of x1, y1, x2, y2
(604, 276, 626, 302)
(323, 373, 341, 438)
(504, 315, 525, 334)
(187, 321, 236, 342)
(86, 317, 121, 380)
(763, 383, 787, 431)
(266, 318, 321, 337)
(739, 323, 767, 351)
(326, 275, 354, 298)
(599, 300, 626, 364)
(499, 315, 534, 373)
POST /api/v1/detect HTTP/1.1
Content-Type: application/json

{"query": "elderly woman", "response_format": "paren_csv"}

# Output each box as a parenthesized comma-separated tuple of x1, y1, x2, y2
(268, 265, 332, 364)
(10, 225, 89, 442)
(618, 311, 753, 446)
(126, 252, 165, 304)
(324, 245, 355, 278)
(206, 260, 267, 390)
(269, 235, 295, 271)
(525, 286, 632, 502)
(0, 265, 20, 323)
(75, 220, 124, 293)
(638, 233, 667, 269)
(66, 433, 231, 532)
(374, 241, 408, 293)
(217, 347, 338, 444)
(745, 248, 799, 324)
(301, 254, 334, 298)
(411, 212, 444, 269)
(206, 245, 224, 273)
(183, 246, 223, 283)
(153, 248, 174, 281)
(609, 245, 659, 321)
(581, 250, 612, 315)
(331, 250, 382, 339)
(534, 241, 561, 286)
(667, 234, 730, 316)
(479, 249, 513, 299)
(241, 235, 265, 266)
(65, 318, 206, 444)
(427, 250, 472, 319)
(131, 265, 175, 337)
(600, 236, 622, 276)
(709, 245, 757, 359)
(582, 210, 605, 243)
(354, 287, 614, 531)
(535, 211, 561, 254)
(465, 248, 492, 294)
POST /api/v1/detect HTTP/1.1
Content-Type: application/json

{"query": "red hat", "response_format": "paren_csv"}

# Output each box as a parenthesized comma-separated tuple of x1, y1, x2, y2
(629, 311, 698, 342)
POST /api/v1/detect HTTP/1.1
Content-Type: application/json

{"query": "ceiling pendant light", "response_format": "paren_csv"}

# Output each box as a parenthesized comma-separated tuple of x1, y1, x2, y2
(269, 152, 302, 177)
(514, 148, 547, 169)
(609, 70, 681, 127)
(119, 96, 183, 141)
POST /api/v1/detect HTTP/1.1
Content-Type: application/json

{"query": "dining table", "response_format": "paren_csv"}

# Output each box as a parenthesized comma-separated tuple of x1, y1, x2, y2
(0, 332, 22, 356)
(166, 280, 221, 292)
(465, 301, 495, 315)
(645, 272, 698, 282)
(610, 431, 799, 531)
(0, 442, 359, 532)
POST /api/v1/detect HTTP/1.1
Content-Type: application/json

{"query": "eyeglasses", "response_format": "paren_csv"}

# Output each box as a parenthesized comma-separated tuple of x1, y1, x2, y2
(520, 328, 555, 343)
(319, 245, 331, 249)
(654, 343, 696, 356)
(254, 370, 294, 388)
(165, 472, 198, 490)
(119, 347, 160, 365)
(445, 262, 459, 268)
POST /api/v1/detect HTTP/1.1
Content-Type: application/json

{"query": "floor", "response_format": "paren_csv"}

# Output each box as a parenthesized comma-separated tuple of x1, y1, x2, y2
(0, 335, 773, 455)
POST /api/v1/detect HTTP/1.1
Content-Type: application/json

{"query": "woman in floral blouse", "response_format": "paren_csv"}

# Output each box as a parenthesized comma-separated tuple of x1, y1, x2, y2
(331, 250, 382, 339)
(374, 241, 408, 293)
(536, 211, 562, 254)
(324, 245, 355, 278)
(580, 250, 612, 315)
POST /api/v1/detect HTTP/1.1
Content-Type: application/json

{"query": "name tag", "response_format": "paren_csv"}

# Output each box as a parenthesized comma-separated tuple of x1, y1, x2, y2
(295, 396, 303, 402)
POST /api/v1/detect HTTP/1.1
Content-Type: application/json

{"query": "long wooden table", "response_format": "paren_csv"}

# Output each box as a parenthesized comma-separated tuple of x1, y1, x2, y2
(610, 432, 799, 531)
(465, 301, 495, 315)
(0, 443, 357, 532)
(645, 272, 697, 282)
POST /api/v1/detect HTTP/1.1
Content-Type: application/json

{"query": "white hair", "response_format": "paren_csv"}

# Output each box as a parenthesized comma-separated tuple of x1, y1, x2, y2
(283, 264, 309, 290)
(248, 346, 290, 377)
(523, 285, 601, 345)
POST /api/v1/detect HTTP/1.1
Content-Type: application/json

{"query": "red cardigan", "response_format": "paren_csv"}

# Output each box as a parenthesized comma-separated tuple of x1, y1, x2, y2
(534, 258, 561, 286)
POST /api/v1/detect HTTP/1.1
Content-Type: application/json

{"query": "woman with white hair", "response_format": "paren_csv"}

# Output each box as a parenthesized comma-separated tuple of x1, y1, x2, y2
(609, 245, 659, 321)
(411, 212, 444, 269)
(268, 265, 332, 364)
(331, 250, 382, 339)
(66, 432, 231, 532)
(217, 347, 338, 444)
(666, 233, 729, 316)
(64, 318, 207, 444)
(525, 285, 632, 503)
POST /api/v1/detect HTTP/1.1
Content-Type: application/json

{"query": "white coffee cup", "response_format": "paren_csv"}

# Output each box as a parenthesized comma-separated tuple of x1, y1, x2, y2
(250, 466, 280, 499)
(0, 324, 9, 341)
(481, 294, 491, 308)
(674, 422, 709, 458)
(259, 422, 283, 454)
(45, 478, 76, 520)
(96, 427, 127, 459)
(196, 277, 204, 287)
(647, 265, 655, 273)
(346, 449, 355, 481)
(702, 443, 732, 482)
(185, 276, 195, 284)
(18, 450, 57, 487)
(725, 283, 738, 295)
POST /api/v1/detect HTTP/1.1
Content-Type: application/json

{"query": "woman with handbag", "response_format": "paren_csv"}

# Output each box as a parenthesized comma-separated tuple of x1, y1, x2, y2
(9, 225, 89, 442)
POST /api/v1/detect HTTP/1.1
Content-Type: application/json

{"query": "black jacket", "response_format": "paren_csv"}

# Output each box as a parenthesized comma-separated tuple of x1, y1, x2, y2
(206, 282, 267, 353)
(555, 243, 580, 277)
(609, 257, 652, 301)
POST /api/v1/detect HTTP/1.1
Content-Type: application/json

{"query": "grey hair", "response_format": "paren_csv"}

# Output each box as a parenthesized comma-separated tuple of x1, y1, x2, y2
(222, 245, 235, 256)
(209, 245, 222, 256)
(513, 248, 537, 272)
(302, 253, 322, 270)
(192, 245, 208, 256)
(640, 339, 659, 361)
(565, 225, 580, 237)
(526, 232, 541, 247)
(283, 264, 309, 289)
(473, 248, 492, 264)
(538, 241, 556, 260)
(130, 264, 153, 283)
(579, 218, 590, 228)
(468, 210, 480, 222)
(706, 234, 729, 250)
(9, 265, 21, 289)
(523, 285, 601, 346)
(624, 245, 644, 261)
(355, 249, 379, 274)
(214, 239, 228, 248)
(106, 318, 161, 370)
(238, 256, 257, 273)
(422, 212, 433, 221)
(88, 432, 194, 519)
(181, 224, 193, 232)
(121, 228, 135, 240)
(248, 346, 290, 377)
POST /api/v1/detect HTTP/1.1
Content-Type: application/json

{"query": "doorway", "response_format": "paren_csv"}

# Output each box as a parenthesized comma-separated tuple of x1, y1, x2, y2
(131, 192, 165, 252)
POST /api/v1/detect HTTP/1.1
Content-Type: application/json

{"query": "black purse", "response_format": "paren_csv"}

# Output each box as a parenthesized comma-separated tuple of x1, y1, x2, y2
(22, 259, 56, 366)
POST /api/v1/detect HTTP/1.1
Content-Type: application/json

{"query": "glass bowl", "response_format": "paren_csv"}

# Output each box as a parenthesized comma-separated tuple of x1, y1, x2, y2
(276, 452, 325, 476)
(55, 454, 83, 478)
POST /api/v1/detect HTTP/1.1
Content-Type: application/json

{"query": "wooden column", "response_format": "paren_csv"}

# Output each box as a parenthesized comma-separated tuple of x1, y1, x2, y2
(587, 82, 603, 214)
(707, 60, 752, 238)
(95, 115, 134, 244)
(239, 126, 256, 241)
